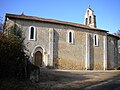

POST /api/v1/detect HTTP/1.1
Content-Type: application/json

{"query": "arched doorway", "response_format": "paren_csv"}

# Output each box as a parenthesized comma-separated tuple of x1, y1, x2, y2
(34, 51, 42, 67)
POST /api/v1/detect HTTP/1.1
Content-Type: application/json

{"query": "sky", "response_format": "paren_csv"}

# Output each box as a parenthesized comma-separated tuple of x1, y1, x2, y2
(0, 0, 120, 34)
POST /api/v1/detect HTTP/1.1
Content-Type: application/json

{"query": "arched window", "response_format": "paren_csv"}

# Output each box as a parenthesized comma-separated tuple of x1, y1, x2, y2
(29, 26, 36, 40)
(94, 34, 99, 46)
(67, 31, 74, 44)
(87, 10, 89, 15)
(89, 16, 91, 24)
(86, 18, 88, 25)
(30, 27, 34, 39)
(69, 32, 72, 43)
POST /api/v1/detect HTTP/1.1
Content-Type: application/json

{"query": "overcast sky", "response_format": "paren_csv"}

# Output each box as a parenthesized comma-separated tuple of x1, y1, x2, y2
(0, 0, 120, 33)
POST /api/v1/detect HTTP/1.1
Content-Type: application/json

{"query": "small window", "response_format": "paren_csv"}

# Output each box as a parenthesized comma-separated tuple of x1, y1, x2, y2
(67, 31, 74, 44)
(69, 32, 72, 43)
(94, 34, 99, 46)
(30, 27, 34, 39)
(87, 10, 89, 15)
(89, 16, 91, 24)
(86, 18, 88, 25)
(29, 26, 36, 40)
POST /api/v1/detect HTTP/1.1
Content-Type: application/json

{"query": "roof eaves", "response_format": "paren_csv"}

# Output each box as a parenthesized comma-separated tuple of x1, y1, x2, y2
(6, 13, 108, 32)
(107, 33, 120, 39)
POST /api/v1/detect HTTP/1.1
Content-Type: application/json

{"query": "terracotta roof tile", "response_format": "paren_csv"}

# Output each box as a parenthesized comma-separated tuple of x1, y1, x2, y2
(5, 13, 108, 32)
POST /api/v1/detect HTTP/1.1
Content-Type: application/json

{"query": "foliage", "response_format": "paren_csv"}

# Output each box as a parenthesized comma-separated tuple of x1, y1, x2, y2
(0, 24, 28, 79)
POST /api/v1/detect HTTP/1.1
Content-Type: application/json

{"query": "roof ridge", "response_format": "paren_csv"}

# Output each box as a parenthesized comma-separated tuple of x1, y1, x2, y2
(5, 13, 107, 32)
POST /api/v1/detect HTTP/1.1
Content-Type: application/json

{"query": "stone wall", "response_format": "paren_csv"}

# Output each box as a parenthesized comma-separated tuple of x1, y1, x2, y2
(53, 28, 106, 70)
(54, 29, 86, 69)
(92, 31, 105, 70)
(5, 17, 116, 70)
(107, 35, 118, 69)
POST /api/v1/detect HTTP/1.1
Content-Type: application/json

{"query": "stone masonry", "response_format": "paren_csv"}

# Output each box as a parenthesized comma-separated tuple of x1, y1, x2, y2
(4, 6, 119, 70)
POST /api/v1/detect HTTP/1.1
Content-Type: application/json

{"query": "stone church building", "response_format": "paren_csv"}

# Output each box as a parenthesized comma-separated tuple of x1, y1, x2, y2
(4, 6, 119, 70)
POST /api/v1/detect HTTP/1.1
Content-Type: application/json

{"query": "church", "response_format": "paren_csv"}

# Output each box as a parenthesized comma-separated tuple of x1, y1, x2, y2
(4, 6, 119, 70)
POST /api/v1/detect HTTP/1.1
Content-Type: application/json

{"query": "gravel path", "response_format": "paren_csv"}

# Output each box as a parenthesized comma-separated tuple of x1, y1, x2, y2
(1, 69, 120, 90)
(39, 69, 120, 89)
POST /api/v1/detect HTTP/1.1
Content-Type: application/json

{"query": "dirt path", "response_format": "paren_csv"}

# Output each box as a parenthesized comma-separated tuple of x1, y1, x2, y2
(1, 69, 120, 90)
(39, 69, 120, 89)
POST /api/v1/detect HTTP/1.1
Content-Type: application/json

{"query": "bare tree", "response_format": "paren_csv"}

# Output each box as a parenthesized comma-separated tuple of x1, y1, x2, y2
(114, 29, 120, 52)
(114, 30, 120, 37)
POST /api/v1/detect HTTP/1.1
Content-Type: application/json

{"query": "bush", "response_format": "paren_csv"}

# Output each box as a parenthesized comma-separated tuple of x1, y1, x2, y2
(0, 31, 28, 79)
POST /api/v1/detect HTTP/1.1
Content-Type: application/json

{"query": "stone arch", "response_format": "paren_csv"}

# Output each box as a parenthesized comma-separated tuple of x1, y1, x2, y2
(34, 47, 43, 67)
(32, 46, 44, 67)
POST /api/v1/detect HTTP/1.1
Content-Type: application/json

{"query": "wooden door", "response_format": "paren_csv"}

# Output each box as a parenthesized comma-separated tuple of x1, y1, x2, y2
(35, 51, 42, 67)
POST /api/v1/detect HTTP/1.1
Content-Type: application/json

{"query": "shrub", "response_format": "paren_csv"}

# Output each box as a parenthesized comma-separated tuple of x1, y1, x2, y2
(0, 30, 28, 79)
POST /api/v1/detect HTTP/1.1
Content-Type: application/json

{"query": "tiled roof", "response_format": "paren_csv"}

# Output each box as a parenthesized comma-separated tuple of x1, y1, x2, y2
(5, 13, 108, 32)
(107, 33, 120, 39)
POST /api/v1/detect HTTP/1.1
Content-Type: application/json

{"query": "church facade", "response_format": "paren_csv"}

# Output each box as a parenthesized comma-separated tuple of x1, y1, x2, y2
(4, 6, 119, 70)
